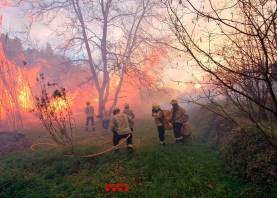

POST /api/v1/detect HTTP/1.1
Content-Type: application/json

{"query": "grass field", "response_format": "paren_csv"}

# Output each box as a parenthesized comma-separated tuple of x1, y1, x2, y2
(0, 120, 274, 198)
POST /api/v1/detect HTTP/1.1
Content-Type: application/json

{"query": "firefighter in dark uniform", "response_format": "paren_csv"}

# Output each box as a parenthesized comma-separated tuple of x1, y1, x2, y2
(84, 101, 95, 131)
(171, 99, 188, 143)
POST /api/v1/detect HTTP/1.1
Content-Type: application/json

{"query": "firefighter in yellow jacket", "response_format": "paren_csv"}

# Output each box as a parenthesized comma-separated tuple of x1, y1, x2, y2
(152, 105, 166, 145)
(111, 108, 133, 152)
(123, 103, 135, 132)
(84, 102, 95, 131)
(170, 99, 188, 143)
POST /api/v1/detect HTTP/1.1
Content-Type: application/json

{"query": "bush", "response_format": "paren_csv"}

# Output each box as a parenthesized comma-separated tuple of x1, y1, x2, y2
(189, 107, 234, 146)
(220, 126, 277, 187)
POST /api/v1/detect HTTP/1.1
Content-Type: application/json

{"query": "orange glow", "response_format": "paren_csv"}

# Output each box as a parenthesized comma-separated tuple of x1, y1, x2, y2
(17, 73, 33, 111)
(48, 91, 76, 113)
(50, 98, 69, 112)
(0, 105, 4, 120)
(194, 83, 202, 89)
(0, 39, 167, 123)
(0, 42, 37, 124)
(18, 85, 32, 111)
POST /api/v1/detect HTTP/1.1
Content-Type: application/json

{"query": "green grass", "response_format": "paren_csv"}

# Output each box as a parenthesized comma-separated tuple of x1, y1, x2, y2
(0, 121, 273, 198)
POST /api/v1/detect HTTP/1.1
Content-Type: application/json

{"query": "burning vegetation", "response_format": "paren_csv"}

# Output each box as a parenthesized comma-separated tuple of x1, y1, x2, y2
(0, 34, 168, 132)
(34, 73, 74, 149)
(0, 43, 33, 130)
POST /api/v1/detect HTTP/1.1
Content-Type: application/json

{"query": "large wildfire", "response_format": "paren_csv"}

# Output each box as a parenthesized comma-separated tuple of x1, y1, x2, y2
(0, 43, 34, 129)
(0, 41, 78, 130)
(0, 39, 168, 130)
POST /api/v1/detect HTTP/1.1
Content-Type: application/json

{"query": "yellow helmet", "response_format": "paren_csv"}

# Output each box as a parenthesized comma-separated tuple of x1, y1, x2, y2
(170, 99, 178, 104)
(152, 104, 160, 110)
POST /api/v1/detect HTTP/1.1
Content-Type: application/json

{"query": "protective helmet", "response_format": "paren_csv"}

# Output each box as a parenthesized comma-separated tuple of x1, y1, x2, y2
(113, 107, 120, 115)
(170, 99, 178, 104)
(152, 104, 160, 110)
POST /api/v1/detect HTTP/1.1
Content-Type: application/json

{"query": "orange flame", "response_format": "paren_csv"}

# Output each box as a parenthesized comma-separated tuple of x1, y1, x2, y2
(49, 98, 69, 112)
(0, 42, 36, 125)
(18, 85, 32, 111)
(17, 72, 33, 111)
(49, 92, 76, 113)
(194, 83, 202, 89)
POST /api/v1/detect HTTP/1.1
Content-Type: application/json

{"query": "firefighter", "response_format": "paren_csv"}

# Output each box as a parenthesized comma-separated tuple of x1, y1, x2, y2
(111, 108, 134, 153)
(152, 105, 166, 146)
(85, 101, 95, 131)
(123, 103, 135, 132)
(170, 99, 188, 143)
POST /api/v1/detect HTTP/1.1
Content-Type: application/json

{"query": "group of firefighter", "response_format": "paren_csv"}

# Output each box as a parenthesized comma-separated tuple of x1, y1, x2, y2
(84, 99, 190, 153)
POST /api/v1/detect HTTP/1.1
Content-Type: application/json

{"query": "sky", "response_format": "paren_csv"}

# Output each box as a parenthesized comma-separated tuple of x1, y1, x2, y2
(0, 4, 55, 46)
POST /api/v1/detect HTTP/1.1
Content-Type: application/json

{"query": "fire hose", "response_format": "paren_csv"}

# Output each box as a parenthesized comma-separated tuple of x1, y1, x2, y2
(30, 134, 132, 158)
(30, 142, 58, 151)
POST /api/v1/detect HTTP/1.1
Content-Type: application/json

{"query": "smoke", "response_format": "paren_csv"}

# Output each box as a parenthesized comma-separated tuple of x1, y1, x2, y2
(0, 35, 186, 130)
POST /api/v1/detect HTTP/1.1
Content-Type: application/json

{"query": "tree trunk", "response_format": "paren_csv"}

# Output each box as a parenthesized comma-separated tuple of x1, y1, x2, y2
(112, 70, 125, 110)
(98, 97, 105, 117)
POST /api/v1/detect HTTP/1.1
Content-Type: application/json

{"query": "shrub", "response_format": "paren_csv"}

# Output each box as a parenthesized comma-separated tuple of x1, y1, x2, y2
(220, 126, 277, 187)
(189, 107, 234, 146)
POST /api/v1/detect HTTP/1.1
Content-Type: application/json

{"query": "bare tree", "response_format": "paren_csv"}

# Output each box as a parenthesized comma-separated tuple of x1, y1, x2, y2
(18, 0, 163, 116)
(34, 73, 75, 152)
(164, 0, 277, 148)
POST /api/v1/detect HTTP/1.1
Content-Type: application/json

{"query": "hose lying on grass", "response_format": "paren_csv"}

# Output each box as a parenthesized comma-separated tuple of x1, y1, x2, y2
(30, 142, 58, 151)
(30, 134, 131, 158)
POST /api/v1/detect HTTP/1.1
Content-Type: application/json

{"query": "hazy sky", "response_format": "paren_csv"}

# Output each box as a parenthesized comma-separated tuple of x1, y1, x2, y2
(0, 1, 204, 92)
(1, 4, 55, 46)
